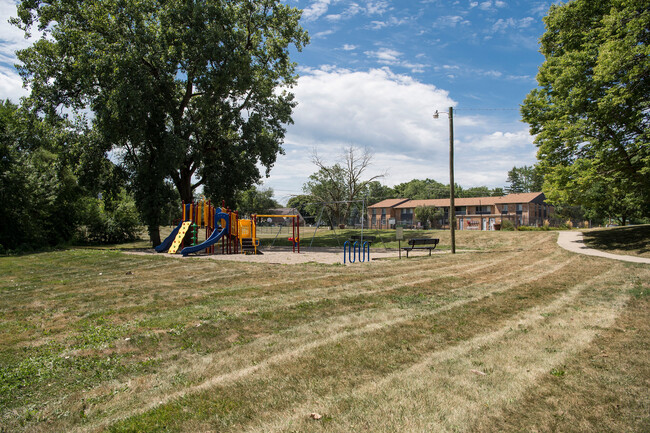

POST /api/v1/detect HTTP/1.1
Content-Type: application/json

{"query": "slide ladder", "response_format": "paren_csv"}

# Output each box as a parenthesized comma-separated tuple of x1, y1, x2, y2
(168, 221, 192, 254)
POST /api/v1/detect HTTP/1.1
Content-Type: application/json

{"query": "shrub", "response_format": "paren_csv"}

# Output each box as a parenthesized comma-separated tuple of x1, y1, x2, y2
(500, 219, 516, 231)
(78, 190, 142, 244)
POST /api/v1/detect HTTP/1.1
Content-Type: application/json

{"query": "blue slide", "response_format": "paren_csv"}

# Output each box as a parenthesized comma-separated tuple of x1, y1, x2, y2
(180, 211, 230, 256)
(155, 220, 185, 253)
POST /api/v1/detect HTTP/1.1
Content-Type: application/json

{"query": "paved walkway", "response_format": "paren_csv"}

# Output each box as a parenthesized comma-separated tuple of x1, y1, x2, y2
(557, 231, 650, 264)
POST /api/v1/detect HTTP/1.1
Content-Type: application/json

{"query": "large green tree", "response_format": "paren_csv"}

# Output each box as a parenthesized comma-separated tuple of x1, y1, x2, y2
(13, 0, 308, 244)
(235, 186, 280, 217)
(0, 100, 85, 250)
(505, 165, 544, 193)
(304, 146, 383, 227)
(393, 178, 448, 200)
(521, 0, 649, 224)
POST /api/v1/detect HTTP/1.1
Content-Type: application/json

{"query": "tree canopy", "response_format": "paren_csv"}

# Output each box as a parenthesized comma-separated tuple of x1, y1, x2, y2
(235, 186, 280, 217)
(13, 0, 308, 243)
(304, 146, 383, 227)
(521, 0, 649, 224)
(505, 165, 544, 194)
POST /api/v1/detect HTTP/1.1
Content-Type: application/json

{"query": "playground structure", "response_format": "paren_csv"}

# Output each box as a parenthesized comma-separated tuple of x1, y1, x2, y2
(252, 214, 301, 253)
(154, 201, 301, 256)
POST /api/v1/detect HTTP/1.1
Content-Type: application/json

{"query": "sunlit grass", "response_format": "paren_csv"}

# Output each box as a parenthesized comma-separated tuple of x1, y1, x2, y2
(1, 230, 648, 432)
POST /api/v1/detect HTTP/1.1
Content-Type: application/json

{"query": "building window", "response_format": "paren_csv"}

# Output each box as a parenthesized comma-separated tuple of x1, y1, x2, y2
(455, 206, 466, 215)
(502, 204, 508, 214)
(516, 204, 523, 214)
(476, 205, 490, 214)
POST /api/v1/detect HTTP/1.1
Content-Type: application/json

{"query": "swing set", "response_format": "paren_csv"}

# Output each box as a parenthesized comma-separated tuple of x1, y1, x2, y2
(305, 199, 390, 257)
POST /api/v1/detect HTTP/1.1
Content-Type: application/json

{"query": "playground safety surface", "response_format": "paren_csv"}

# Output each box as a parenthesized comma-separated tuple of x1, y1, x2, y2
(128, 247, 447, 265)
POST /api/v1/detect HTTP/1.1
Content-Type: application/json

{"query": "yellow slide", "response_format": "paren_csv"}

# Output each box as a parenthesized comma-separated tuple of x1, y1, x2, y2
(168, 221, 192, 254)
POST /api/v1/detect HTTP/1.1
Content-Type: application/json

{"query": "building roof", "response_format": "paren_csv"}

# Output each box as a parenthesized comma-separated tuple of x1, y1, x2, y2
(493, 192, 546, 204)
(393, 192, 547, 209)
(367, 198, 410, 208)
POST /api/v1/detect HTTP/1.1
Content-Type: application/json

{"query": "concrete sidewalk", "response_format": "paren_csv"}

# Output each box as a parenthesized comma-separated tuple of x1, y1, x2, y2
(557, 231, 650, 264)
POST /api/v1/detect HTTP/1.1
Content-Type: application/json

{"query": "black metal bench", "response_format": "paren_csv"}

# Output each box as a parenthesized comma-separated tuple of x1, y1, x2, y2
(402, 238, 439, 258)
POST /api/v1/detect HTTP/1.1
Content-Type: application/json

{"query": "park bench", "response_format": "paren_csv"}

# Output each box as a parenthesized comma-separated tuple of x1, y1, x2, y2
(402, 238, 439, 258)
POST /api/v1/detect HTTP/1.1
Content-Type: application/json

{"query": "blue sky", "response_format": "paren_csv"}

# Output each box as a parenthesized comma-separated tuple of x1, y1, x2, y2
(0, 0, 555, 205)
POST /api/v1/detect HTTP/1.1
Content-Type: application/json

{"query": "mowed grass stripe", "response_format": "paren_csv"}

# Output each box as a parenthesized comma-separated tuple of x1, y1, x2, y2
(100, 253, 595, 432)
(269, 267, 630, 433)
(259, 267, 626, 432)
(2, 243, 560, 428)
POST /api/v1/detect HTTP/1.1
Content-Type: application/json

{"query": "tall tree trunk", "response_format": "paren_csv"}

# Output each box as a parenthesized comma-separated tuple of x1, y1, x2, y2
(149, 224, 161, 246)
(177, 168, 194, 204)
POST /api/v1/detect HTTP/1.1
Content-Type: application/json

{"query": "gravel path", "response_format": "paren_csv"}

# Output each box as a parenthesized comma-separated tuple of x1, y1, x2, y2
(557, 231, 650, 264)
(128, 246, 446, 265)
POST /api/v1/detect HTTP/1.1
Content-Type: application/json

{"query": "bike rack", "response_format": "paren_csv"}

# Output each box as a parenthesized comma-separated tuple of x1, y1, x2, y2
(344, 241, 371, 264)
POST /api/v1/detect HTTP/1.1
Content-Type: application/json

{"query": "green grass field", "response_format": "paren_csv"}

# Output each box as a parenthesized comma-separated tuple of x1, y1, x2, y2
(1, 229, 649, 432)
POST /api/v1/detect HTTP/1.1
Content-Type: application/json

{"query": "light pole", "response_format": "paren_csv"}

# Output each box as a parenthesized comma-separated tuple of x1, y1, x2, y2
(433, 107, 456, 254)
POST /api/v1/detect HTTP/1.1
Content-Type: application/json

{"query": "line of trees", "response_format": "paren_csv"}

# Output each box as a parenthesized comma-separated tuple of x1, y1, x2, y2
(11, 0, 308, 245)
(521, 0, 649, 226)
(0, 100, 142, 252)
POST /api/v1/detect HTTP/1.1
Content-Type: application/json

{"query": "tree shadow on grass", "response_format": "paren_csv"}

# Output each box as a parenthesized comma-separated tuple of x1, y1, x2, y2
(582, 225, 650, 255)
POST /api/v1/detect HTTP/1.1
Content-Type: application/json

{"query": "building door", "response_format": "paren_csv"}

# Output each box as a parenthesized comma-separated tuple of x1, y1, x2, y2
(482, 218, 487, 231)
(489, 218, 495, 230)
(459, 218, 464, 230)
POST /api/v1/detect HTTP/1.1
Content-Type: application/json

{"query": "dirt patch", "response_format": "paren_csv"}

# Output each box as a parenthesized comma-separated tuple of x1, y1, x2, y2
(126, 247, 447, 265)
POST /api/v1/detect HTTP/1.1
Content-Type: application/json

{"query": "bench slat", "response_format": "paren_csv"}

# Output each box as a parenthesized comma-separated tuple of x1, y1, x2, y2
(402, 238, 440, 258)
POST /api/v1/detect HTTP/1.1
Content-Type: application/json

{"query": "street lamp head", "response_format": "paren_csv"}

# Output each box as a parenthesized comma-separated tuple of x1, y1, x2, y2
(433, 110, 439, 119)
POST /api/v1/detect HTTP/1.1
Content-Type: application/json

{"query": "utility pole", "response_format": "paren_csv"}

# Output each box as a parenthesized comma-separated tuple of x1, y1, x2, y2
(434, 107, 456, 254)
(448, 107, 456, 254)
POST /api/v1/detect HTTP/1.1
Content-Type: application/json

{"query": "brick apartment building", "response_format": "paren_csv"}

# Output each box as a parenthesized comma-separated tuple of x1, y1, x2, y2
(368, 192, 554, 230)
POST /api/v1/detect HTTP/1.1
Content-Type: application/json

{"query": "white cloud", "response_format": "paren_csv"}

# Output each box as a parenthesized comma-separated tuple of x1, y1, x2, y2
(365, 47, 402, 63)
(477, 0, 507, 11)
(342, 44, 358, 51)
(312, 29, 335, 39)
(0, 0, 39, 103)
(365, 1, 390, 15)
(492, 17, 534, 32)
(364, 48, 427, 73)
(302, 0, 334, 22)
(434, 15, 471, 28)
(260, 67, 537, 201)
(325, 2, 362, 21)
(461, 128, 532, 150)
(0, 66, 27, 102)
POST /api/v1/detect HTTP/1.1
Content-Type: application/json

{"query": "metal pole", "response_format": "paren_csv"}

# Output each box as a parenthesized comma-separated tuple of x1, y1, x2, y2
(449, 106, 456, 254)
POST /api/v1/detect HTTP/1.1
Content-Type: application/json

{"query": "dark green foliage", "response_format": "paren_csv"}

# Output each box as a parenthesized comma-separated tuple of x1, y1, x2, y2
(505, 165, 544, 193)
(235, 186, 281, 217)
(286, 194, 316, 221)
(77, 190, 142, 244)
(393, 178, 503, 200)
(0, 101, 84, 251)
(13, 0, 309, 243)
(521, 0, 650, 224)
(500, 219, 516, 231)
(0, 99, 144, 251)
(366, 181, 396, 205)
(393, 178, 449, 199)
(414, 206, 444, 229)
